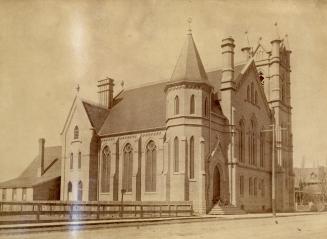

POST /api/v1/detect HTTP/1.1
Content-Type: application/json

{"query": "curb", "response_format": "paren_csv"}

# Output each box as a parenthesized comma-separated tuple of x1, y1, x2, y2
(0, 212, 325, 235)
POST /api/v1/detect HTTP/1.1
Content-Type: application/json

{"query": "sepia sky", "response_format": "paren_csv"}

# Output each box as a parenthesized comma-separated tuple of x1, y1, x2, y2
(0, 0, 327, 182)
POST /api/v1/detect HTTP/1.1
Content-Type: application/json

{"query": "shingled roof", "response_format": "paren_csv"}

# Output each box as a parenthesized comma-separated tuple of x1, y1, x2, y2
(82, 100, 110, 132)
(170, 32, 208, 83)
(99, 82, 167, 136)
(0, 146, 62, 188)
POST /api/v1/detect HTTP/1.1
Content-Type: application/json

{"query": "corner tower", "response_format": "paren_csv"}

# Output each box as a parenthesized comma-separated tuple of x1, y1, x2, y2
(164, 29, 214, 214)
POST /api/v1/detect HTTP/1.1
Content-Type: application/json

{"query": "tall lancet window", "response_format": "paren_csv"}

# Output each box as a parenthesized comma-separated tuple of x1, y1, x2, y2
(174, 137, 179, 172)
(239, 120, 245, 163)
(174, 95, 179, 115)
(74, 126, 79, 139)
(260, 132, 265, 168)
(123, 143, 133, 192)
(101, 146, 111, 193)
(204, 97, 208, 117)
(190, 136, 195, 179)
(252, 120, 257, 166)
(190, 95, 195, 114)
(145, 141, 157, 192)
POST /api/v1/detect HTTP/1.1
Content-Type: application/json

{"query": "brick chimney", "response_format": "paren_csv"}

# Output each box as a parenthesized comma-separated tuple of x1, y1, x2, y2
(221, 37, 235, 90)
(97, 77, 114, 109)
(39, 138, 45, 176)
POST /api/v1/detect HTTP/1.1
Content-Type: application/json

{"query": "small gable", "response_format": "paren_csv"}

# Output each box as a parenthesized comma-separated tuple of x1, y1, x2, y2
(253, 44, 269, 62)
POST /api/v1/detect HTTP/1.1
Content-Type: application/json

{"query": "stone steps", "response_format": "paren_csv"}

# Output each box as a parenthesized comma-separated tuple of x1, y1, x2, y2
(209, 205, 246, 215)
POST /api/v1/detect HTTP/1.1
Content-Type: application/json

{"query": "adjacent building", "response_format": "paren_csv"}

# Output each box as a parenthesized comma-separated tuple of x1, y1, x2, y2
(0, 139, 61, 201)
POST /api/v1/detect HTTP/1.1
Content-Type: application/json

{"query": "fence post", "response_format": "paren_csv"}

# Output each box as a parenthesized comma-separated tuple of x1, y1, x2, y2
(168, 204, 171, 217)
(159, 205, 162, 218)
(69, 204, 73, 221)
(140, 205, 143, 218)
(176, 205, 178, 217)
(190, 203, 193, 216)
(96, 203, 100, 220)
(36, 204, 41, 222)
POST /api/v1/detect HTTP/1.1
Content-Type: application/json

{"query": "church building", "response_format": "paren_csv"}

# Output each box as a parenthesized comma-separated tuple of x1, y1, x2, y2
(60, 26, 294, 214)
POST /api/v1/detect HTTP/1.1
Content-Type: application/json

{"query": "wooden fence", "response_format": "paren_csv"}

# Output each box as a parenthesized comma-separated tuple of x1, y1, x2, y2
(0, 201, 193, 223)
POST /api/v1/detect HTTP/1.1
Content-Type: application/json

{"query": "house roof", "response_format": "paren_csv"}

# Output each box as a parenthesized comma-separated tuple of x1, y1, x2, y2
(170, 32, 208, 84)
(0, 146, 62, 188)
(82, 100, 110, 132)
(294, 167, 327, 187)
(99, 82, 168, 136)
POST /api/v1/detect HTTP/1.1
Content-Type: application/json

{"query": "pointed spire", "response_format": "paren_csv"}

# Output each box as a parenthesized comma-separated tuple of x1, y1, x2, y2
(284, 34, 291, 51)
(273, 22, 280, 41)
(241, 30, 252, 60)
(170, 26, 208, 83)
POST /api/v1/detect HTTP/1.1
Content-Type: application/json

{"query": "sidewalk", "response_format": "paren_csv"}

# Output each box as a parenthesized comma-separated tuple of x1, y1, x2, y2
(0, 211, 325, 233)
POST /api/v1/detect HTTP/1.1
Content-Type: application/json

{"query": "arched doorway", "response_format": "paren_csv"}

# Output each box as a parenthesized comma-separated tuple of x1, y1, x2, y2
(213, 166, 221, 204)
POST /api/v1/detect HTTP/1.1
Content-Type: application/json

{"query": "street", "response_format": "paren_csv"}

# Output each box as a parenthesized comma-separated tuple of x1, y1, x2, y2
(1, 213, 327, 239)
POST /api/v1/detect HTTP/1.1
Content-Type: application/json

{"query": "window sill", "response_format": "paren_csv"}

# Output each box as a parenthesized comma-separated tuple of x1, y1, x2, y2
(189, 178, 196, 182)
(144, 192, 157, 194)
(173, 172, 185, 175)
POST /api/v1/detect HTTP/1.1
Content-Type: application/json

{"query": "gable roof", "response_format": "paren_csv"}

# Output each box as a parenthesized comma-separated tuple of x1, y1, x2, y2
(170, 32, 208, 83)
(99, 82, 167, 136)
(0, 146, 62, 188)
(82, 100, 110, 132)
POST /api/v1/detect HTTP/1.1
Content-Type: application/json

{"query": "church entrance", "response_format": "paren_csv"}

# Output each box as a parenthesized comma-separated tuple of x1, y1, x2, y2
(212, 166, 220, 204)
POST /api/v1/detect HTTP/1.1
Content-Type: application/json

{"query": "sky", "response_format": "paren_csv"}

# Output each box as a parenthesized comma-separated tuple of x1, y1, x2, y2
(0, 0, 327, 182)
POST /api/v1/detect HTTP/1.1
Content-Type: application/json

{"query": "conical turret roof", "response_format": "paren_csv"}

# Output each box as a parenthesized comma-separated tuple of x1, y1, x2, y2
(170, 32, 208, 83)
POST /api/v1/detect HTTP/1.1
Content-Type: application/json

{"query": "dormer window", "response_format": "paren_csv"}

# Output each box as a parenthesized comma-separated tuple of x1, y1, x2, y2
(74, 126, 79, 139)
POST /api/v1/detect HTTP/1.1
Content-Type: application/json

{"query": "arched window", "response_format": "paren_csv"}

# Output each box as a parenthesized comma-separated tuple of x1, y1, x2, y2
(254, 178, 257, 196)
(77, 181, 83, 201)
(70, 153, 73, 169)
(67, 181, 72, 201)
(254, 91, 258, 105)
(12, 188, 17, 201)
(204, 97, 208, 117)
(74, 126, 79, 139)
(247, 86, 250, 101)
(260, 132, 265, 168)
(174, 95, 179, 115)
(145, 141, 157, 192)
(239, 120, 245, 163)
(252, 120, 257, 166)
(251, 82, 254, 103)
(190, 136, 195, 179)
(261, 179, 265, 197)
(249, 177, 253, 195)
(123, 144, 133, 192)
(2, 189, 6, 201)
(78, 152, 82, 169)
(174, 137, 179, 172)
(101, 146, 111, 193)
(190, 95, 195, 114)
(240, 175, 244, 196)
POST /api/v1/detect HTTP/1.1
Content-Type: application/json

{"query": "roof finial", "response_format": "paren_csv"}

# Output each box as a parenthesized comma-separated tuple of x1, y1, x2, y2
(258, 36, 262, 44)
(245, 30, 250, 46)
(75, 84, 80, 94)
(187, 17, 192, 34)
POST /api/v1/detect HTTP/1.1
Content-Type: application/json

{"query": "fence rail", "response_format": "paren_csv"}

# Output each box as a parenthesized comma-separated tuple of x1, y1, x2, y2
(0, 201, 193, 223)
